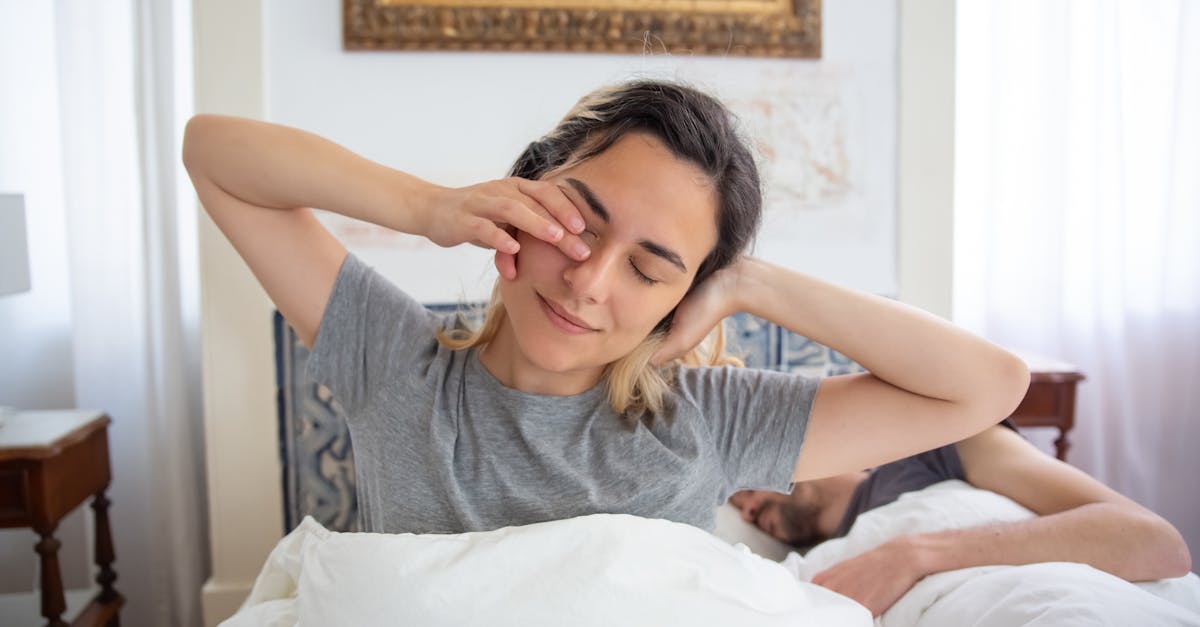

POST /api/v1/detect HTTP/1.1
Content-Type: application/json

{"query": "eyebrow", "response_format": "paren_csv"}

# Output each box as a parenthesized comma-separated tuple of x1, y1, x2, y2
(637, 239, 687, 274)
(563, 177, 689, 274)
(565, 178, 609, 223)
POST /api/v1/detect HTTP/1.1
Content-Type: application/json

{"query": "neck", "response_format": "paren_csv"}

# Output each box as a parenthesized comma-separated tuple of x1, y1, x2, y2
(815, 471, 870, 537)
(478, 319, 606, 396)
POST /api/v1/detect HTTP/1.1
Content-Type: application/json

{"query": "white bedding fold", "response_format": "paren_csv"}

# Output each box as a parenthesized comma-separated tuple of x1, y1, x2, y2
(222, 514, 870, 627)
(782, 480, 1200, 627)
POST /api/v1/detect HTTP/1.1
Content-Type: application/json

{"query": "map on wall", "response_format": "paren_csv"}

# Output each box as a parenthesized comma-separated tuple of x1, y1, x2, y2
(728, 68, 851, 214)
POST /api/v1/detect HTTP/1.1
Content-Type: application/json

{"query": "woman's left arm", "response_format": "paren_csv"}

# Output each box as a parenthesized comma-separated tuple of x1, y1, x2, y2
(657, 257, 1030, 481)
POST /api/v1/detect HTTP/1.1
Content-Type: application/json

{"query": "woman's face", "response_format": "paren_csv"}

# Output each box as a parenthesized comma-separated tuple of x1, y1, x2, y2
(498, 132, 720, 375)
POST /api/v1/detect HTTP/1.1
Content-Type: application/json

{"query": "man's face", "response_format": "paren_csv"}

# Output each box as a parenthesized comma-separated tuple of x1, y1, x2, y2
(729, 486, 826, 547)
(498, 132, 719, 374)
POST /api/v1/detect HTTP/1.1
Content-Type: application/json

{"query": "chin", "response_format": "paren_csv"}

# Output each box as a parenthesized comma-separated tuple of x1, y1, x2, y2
(523, 339, 587, 373)
(508, 312, 600, 372)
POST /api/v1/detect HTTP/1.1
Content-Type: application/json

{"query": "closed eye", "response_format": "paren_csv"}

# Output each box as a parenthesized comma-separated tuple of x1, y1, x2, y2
(629, 258, 659, 285)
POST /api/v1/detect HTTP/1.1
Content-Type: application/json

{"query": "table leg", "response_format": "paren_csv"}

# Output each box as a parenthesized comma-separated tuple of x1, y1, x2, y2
(1054, 429, 1071, 461)
(34, 523, 68, 627)
(91, 491, 121, 623)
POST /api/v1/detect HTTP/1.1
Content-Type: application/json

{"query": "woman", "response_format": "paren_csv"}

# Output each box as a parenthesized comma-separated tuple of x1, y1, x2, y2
(182, 80, 1029, 536)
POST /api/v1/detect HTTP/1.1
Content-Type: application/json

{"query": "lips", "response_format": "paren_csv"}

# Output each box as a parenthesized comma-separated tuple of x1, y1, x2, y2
(537, 293, 597, 334)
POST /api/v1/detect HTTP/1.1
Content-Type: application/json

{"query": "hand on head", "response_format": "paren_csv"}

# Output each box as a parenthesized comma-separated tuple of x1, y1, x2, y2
(650, 259, 747, 366)
(423, 177, 592, 281)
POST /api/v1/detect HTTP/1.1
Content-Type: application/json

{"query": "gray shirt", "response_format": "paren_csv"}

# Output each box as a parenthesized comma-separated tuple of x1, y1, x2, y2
(831, 420, 1018, 538)
(308, 253, 818, 534)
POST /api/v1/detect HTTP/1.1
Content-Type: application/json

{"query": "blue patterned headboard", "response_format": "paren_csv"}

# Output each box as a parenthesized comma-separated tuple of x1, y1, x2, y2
(273, 307, 864, 533)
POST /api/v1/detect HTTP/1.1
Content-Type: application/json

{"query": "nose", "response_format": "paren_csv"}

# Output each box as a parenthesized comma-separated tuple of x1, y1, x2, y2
(733, 495, 762, 523)
(562, 246, 620, 304)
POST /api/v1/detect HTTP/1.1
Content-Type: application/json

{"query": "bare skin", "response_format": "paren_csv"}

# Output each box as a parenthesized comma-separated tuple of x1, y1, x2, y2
(182, 112, 1029, 497)
(731, 425, 1193, 616)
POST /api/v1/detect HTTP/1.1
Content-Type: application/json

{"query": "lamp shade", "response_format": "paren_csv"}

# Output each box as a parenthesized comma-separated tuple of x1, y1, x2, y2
(0, 193, 31, 296)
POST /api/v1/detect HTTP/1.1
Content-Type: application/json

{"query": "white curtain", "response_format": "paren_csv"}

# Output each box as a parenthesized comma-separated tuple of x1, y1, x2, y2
(956, 1, 1199, 568)
(57, 0, 208, 624)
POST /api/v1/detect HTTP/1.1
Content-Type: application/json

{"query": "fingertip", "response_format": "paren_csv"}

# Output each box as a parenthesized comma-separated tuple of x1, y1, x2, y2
(494, 248, 518, 281)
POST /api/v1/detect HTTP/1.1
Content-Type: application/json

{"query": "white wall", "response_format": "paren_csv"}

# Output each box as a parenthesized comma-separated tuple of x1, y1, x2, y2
(898, 0, 955, 317)
(263, 0, 898, 299)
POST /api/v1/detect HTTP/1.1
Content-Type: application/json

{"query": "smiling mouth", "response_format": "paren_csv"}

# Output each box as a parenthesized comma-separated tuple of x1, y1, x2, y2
(536, 293, 597, 334)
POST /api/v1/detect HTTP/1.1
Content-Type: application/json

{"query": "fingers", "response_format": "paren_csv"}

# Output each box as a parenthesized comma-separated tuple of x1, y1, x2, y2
(470, 217, 520, 255)
(494, 250, 517, 281)
(518, 178, 586, 235)
(515, 179, 591, 262)
(494, 195, 591, 262)
(444, 178, 592, 262)
(494, 197, 565, 244)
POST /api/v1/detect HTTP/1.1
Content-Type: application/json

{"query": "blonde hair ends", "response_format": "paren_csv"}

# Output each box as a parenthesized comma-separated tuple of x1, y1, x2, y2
(436, 287, 743, 420)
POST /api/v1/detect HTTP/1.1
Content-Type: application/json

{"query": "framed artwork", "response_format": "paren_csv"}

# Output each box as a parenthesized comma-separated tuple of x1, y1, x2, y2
(343, 0, 821, 57)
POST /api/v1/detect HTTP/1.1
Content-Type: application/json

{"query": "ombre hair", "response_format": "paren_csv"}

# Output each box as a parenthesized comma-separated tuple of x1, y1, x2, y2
(438, 80, 762, 419)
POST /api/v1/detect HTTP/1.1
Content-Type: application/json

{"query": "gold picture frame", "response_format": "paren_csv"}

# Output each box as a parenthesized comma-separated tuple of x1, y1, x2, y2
(343, 0, 821, 58)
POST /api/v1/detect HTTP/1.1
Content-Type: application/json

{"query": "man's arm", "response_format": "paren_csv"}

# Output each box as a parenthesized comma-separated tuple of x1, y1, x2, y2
(811, 425, 1192, 617)
(941, 425, 1191, 579)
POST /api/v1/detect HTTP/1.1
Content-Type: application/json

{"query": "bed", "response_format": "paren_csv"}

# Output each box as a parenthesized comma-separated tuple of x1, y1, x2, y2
(224, 482, 1200, 626)
(249, 309, 1200, 626)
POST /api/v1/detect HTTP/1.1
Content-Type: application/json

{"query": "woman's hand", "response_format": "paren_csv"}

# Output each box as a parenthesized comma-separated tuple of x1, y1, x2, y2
(423, 178, 590, 280)
(651, 259, 747, 365)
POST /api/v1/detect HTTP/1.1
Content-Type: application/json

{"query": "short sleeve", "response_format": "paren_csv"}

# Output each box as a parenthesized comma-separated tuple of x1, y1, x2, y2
(306, 253, 442, 416)
(912, 444, 967, 482)
(673, 365, 820, 495)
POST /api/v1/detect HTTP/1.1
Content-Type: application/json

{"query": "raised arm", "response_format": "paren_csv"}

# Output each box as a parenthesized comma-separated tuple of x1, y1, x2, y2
(181, 114, 588, 349)
(674, 257, 1030, 481)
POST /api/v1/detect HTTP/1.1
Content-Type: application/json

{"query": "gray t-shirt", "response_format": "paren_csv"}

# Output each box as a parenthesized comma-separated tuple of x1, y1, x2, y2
(831, 420, 1019, 538)
(307, 253, 819, 535)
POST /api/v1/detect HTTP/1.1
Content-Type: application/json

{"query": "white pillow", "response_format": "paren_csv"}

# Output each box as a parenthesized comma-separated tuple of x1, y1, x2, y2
(283, 514, 870, 626)
(785, 479, 1034, 580)
(712, 503, 796, 562)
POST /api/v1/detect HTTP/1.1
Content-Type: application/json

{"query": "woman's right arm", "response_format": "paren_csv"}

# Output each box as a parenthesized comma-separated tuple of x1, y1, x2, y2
(181, 114, 587, 349)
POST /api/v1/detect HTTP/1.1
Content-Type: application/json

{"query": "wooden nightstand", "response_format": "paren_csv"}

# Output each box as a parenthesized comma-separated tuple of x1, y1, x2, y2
(1007, 352, 1086, 461)
(0, 410, 123, 627)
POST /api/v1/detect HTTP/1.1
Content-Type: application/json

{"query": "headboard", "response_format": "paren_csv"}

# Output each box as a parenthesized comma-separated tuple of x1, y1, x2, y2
(273, 307, 864, 533)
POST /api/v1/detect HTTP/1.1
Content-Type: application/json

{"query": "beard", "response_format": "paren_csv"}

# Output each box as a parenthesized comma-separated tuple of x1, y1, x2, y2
(775, 499, 827, 548)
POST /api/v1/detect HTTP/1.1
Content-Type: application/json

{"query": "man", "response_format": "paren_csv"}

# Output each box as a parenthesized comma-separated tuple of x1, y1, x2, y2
(730, 423, 1193, 617)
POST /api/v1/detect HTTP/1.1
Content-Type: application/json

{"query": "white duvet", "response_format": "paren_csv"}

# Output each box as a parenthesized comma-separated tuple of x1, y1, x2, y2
(781, 480, 1200, 626)
(220, 513, 870, 627)
(224, 481, 1200, 626)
